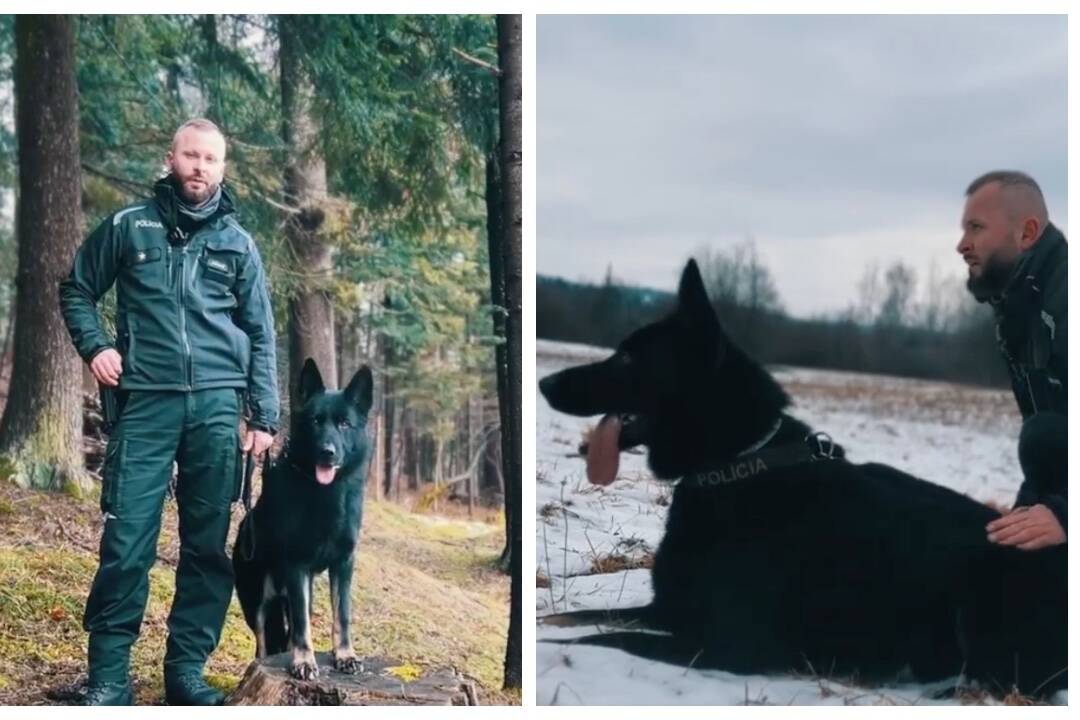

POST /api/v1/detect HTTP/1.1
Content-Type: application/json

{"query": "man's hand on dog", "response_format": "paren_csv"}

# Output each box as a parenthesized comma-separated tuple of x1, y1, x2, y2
(90, 348, 123, 386)
(243, 429, 274, 456)
(986, 504, 1066, 550)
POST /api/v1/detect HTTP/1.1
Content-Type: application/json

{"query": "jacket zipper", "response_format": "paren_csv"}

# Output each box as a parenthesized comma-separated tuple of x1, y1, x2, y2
(180, 244, 193, 390)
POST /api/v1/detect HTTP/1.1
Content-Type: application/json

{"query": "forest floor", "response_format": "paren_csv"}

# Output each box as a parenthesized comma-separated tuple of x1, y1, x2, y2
(0, 479, 518, 705)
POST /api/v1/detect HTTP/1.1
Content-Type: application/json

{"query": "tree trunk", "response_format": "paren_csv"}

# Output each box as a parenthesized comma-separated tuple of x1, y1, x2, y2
(466, 397, 474, 518)
(334, 311, 345, 390)
(483, 421, 502, 499)
(380, 295, 395, 499)
(433, 437, 443, 514)
(368, 410, 383, 502)
(0, 300, 15, 394)
(366, 315, 382, 502)
(200, 14, 222, 124)
(407, 411, 419, 492)
(229, 653, 477, 705)
(485, 153, 510, 567)
(392, 402, 404, 500)
(336, 308, 363, 390)
(497, 12, 522, 692)
(362, 306, 377, 496)
(280, 15, 336, 409)
(0, 15, 88, 493)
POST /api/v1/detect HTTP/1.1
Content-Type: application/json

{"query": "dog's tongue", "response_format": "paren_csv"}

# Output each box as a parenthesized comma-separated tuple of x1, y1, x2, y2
(586, 414, 621, 486)
(315, 465, 338, 485)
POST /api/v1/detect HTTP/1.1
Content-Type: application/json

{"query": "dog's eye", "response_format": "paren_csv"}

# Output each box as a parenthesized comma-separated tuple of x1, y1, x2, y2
(337, 420, 352, 429)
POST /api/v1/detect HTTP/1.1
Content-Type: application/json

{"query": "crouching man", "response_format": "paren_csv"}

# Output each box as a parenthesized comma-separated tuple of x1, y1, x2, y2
(956, 170, 1066, 550)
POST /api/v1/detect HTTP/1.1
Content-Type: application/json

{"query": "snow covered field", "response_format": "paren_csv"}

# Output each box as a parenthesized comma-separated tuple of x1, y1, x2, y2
(535, 338, 1051, 706)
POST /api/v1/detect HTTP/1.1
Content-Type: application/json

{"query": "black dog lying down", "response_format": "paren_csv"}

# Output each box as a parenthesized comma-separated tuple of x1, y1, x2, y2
(233, 359, 374, 679)
(538, 260, 1066, 698)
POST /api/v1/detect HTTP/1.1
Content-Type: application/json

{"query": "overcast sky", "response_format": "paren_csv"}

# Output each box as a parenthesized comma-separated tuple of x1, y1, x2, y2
(538, 14, 1068, 318)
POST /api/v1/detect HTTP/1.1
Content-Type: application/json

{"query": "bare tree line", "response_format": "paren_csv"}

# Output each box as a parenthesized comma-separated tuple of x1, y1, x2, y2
(538, 239, 1008, 388)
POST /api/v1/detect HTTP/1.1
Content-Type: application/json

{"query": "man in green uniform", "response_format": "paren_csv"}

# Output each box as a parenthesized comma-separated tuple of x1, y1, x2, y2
(59, 118, 279, 705)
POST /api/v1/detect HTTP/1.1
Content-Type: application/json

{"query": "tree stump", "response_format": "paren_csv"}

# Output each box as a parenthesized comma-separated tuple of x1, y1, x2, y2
(228, 653, 479, 705)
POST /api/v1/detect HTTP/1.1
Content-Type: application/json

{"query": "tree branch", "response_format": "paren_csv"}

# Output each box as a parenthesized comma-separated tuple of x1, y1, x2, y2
(443, 423, 501, 488)
(225, 174, 302, 215)
(452, 47, 501, 77)
(81, 163, 153, 196)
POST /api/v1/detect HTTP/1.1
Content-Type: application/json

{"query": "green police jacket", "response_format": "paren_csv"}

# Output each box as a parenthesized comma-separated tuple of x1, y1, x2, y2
(59, 178, 280, 433)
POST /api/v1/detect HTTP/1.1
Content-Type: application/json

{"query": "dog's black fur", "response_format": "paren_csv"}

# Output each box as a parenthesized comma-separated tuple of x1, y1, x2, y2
(539, 260, 1066, 698)
(233, 359, 374, 679)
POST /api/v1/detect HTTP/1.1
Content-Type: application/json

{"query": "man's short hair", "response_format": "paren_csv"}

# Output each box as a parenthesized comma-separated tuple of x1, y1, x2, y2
(965, 170, 1048, 224)
(171, 118, 225, 150)
(965, 169, 1043, 198)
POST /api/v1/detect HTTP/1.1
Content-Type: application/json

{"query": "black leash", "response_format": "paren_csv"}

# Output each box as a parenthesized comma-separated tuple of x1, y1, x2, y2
(239, 449, 270, 562)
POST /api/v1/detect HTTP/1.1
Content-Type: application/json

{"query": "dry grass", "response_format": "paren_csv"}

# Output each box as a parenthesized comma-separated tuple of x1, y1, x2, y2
(538, 502, 560, 519)
(785, 666, 1048, 707)
(999, 688, 1040, 706)
(0, 481, 518, 706)
(774, 370, 1018, 434)
(588, 551, 654, 575)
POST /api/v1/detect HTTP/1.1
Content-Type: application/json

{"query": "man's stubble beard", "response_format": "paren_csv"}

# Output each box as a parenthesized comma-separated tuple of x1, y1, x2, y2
(965, 251, 1017, 303)
(178, 177, 219, 205)
(168, 162, 219, 205)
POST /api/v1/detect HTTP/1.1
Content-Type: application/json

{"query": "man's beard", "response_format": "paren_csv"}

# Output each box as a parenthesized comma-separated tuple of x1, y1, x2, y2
(965, 252, 1017, 303)
(176, 175, 218, 205)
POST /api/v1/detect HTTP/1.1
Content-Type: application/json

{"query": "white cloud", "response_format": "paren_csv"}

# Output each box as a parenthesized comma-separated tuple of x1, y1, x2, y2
(538, 14, 1068, 316)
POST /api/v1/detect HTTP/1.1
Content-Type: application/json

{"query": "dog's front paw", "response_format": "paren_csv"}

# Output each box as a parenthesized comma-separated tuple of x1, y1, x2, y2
(333, 648, 361, 674)
(289, 649, 320, 680)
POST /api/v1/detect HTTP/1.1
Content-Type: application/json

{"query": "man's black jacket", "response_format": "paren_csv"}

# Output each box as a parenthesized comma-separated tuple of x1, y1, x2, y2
(991, 223, 1067, 527)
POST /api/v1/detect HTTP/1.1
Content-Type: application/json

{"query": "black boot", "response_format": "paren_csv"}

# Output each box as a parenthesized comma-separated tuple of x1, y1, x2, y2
(79, 680, 133, 706)
(164, 672, 225, 706)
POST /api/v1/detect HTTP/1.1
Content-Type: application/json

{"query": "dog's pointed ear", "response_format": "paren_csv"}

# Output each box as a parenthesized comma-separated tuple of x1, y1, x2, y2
(298, 358, 325, 405)
(677, 259, 720, 331)
(344, 365, 374, 414)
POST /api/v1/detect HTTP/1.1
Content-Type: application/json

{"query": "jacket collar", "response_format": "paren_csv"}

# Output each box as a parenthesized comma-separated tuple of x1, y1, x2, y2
(152, 174, 237, 234)
(1026, 222, 1066, 287)
(1002, 222, 1066, 298)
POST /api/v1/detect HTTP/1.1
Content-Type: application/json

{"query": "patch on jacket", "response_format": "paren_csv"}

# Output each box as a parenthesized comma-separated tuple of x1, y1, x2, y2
(206, 257, 231, 273)
(1041, 310, 1056, 340)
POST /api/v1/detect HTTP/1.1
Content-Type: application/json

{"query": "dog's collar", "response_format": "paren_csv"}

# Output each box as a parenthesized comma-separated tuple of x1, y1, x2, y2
(688, 421, 842, 488)
(736, 416, 784, 457)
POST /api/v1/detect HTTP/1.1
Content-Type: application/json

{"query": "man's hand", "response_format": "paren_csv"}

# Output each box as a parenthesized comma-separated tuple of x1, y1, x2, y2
(89, 348, 123, 387)
(986, 504, 1066, 550)
(242, 429, 274, 456)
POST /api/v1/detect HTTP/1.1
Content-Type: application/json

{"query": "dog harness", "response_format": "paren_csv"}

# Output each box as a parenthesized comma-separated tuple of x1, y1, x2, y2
(689, 419, 843, 487)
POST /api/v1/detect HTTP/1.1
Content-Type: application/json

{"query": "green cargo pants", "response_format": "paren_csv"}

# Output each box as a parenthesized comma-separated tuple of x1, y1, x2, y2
(83, 389, 242, 683)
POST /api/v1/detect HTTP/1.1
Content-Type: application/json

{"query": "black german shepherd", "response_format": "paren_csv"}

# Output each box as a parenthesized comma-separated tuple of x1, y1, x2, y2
(539, 260, 1066, 698)
(233, 359, 374, 679)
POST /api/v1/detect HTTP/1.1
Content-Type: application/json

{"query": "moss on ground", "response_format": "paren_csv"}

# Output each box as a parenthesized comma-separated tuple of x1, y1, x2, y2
(0, 481, 516, 705)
